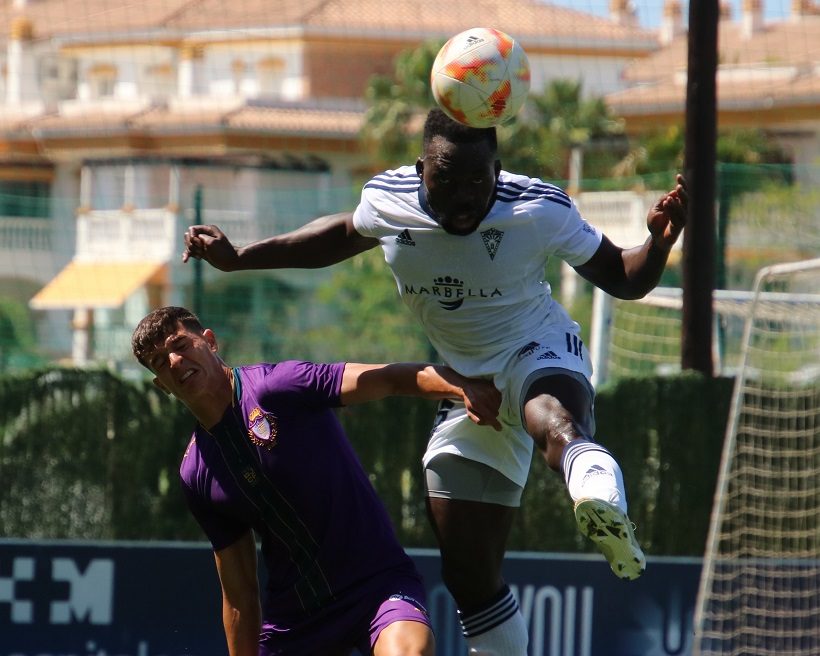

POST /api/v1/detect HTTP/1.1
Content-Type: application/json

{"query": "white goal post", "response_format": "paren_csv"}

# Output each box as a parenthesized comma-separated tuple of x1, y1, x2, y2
(690, 258, 820, 656)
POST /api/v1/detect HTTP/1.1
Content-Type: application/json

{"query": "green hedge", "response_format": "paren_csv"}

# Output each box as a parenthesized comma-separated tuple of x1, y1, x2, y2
(0, 369, 732, 556)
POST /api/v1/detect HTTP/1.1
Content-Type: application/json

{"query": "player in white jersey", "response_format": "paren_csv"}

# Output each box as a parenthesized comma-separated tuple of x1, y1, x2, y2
(183, 108, 688, 656)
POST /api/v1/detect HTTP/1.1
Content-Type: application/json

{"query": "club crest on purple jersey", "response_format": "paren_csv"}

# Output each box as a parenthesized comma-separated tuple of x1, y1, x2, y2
(247, 407, 278, 449)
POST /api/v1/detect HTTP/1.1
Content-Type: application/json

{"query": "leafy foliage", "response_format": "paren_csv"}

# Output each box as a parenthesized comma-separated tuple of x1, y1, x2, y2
(613, 125, 791, 187)
(0, 296, 45, 372)
(197, 272, 301, 365)
(360, 39, 442, 166)
(0, 368, 200, 540)
(503, 79, 626, 179)
(285, 249, 434, 363)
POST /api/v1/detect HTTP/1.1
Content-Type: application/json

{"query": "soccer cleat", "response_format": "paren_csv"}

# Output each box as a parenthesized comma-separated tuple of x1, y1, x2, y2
(574, 498, 646, 580)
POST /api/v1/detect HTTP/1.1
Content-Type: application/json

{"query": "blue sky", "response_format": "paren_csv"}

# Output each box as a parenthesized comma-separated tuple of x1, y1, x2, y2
(545, 0, 792, 27)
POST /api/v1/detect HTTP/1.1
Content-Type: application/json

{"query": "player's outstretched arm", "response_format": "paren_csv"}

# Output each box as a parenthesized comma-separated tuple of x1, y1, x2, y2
(574, 174, 688, 300)
(182, 212, 379, 271)
(213, 530, 262, 656)
(340, 363, 503, 431)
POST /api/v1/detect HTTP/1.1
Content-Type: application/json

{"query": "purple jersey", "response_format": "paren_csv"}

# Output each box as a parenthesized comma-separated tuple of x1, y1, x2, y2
(179, 361, 421, 640)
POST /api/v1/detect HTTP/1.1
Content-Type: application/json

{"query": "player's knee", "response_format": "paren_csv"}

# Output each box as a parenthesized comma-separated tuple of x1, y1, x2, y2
(524, 395, 585, 466)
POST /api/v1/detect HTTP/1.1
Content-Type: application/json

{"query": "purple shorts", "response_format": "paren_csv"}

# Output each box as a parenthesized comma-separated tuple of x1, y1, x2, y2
(259, 568, 431, 655)
(364, 591, 432, 652)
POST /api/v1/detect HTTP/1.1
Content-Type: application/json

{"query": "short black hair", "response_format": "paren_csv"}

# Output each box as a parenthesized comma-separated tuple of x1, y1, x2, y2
(132, 306, 204, 368)
(422, 108, 497, 153)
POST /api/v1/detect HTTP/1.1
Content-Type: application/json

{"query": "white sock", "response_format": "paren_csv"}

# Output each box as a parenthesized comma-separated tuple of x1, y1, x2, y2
(458, 585, 529, 655)
(561, 439, 627, 513)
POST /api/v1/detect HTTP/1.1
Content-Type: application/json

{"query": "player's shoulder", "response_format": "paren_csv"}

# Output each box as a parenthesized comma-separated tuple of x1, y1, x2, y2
(252, 360, 343, 393)
(362, 165, 420, 196)
(496, 171, 573, 210)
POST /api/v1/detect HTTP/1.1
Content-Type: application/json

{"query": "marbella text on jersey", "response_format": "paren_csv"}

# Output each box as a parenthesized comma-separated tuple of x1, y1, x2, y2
(403, 279, 502, 311)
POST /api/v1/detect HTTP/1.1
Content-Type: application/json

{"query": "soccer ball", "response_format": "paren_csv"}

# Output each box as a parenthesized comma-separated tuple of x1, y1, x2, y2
(431, 27, 531, 128)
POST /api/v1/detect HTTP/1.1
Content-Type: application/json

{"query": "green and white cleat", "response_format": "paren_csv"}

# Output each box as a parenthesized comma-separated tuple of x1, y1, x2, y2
(574, 498, 646, 580)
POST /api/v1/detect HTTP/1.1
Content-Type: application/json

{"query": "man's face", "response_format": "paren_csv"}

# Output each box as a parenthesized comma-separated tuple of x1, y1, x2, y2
(144, 323, 224, 403)
(416, 136, 500, 236)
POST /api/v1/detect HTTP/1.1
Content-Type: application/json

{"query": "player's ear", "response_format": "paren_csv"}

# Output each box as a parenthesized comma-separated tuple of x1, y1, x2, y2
(415, 158, 424, 177)
(494, 159, 502, 177)
(203, 328, 218, 352)
(152, 377, 171, 395)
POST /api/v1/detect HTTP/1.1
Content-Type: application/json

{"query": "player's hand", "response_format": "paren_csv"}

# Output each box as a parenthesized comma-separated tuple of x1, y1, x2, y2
(460, 379, 503, 431)
(182, 225, 240, 271)
(647, 174, 687, 251)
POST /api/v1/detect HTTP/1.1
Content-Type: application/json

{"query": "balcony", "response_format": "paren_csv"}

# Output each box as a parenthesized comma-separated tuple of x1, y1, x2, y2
(75, 208, 176, 262)
(0, 217, 58, 284)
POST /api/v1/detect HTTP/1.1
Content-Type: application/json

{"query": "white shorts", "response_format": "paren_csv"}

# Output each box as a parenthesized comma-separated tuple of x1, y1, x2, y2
(422, 312, 595, 488)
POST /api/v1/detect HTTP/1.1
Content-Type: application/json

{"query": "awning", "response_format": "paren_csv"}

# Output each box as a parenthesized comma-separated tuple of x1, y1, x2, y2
(30, 261, 167, 310)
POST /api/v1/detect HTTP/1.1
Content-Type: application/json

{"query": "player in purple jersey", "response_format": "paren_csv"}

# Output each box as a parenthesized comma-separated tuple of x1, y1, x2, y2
(181, 108, 688, 655)
(131, 305, 502, 656)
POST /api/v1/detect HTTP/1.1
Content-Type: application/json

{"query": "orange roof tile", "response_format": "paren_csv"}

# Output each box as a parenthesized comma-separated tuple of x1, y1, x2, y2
(623, 19, 820, 82)
(0, 0, 655, 48)
(608, 72, 820, 115)
(611, 17, 820, 116)
(19, 101, 364, 140)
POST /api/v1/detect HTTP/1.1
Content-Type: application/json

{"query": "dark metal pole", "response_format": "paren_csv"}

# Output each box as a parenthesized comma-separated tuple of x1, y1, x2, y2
(682, 0, 719, 375)
(192, 184, 204, 317)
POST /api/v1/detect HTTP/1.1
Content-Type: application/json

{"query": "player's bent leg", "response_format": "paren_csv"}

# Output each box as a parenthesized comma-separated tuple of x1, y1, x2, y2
(372, 619, 434, 656)
(522, 373, 645, 579)
(521, 372, 594, 470)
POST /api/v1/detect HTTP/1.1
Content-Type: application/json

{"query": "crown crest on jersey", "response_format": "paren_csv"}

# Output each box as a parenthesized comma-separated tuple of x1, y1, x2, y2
(481, 228, 504, 260)
(247, 407, 278, 450)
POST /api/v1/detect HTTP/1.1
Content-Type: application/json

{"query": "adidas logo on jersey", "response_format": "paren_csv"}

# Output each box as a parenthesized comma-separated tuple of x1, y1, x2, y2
(395, 229, 416, 246)
(537, 350, 561, 360)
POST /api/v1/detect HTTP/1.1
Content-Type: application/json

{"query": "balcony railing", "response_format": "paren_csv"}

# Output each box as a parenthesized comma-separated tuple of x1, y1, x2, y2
(0, 217, 52, 251)
(76, 208, 176, 262)
(0, 217, 59, 283)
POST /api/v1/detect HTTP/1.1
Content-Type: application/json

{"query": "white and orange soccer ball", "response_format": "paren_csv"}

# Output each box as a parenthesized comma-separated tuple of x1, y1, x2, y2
(430, 27, 531, 128)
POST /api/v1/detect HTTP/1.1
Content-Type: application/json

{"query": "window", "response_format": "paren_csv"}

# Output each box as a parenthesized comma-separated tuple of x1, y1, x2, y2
(143, 62, 174, 97)
(87, 63, 117, 99)
(231, 59, 245, 95)
(0, 181, 51, 219)
(257, 57, 286, 98)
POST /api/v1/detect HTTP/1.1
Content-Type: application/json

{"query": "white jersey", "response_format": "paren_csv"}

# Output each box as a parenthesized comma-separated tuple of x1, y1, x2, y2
(352, 166, 603, 378)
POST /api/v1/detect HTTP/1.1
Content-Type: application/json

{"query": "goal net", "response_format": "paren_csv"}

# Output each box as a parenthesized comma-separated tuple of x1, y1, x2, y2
(690, 258, 820, 656)
(591, 285, 781, 384)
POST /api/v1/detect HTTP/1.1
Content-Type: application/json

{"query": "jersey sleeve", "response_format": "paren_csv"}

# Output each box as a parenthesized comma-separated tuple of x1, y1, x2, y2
(351, 185, 383, 238)
(180, 477, 249, 552)
(545, 201, 603, 267)
(264, 360, 346, 409)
